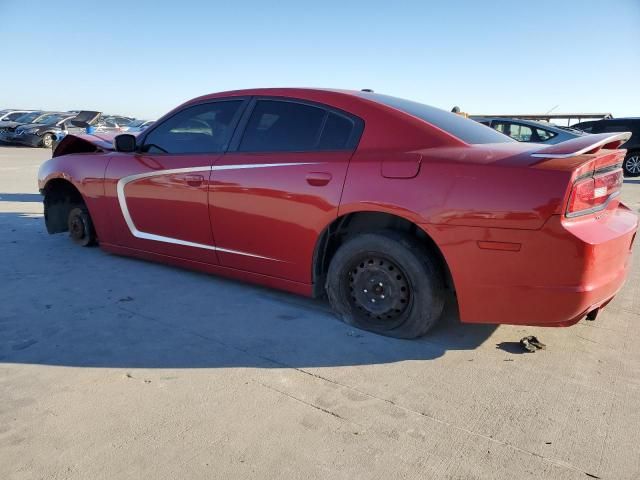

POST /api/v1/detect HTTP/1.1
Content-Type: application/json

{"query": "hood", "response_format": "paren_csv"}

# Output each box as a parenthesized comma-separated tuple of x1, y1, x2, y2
(16, 122, 62, 132)
(0, 121, 26, 130)
(53, 132, 140, 157)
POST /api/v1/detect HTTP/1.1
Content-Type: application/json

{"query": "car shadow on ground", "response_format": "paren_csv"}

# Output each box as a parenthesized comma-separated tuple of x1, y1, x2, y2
(0, 209, 498, 370)
(0, 193, 42, 202)
(624, 179, 640, 185)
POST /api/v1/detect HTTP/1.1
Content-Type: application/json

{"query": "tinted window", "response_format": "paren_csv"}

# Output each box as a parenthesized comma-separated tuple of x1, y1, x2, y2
(573, 121, 595, 133)
(535, 128, 557, 142)
(6, 111, 26, 121)
(358, 92, 514, 144)
(318, 113, 354, 150)
(494, 121, 533, 142)
(600, 122, 632, 133)
(143, 101, 242, 154)
(239, 100, 326, 152)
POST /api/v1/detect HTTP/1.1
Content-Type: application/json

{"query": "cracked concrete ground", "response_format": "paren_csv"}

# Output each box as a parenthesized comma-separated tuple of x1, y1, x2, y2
(1, 146, 639, 479)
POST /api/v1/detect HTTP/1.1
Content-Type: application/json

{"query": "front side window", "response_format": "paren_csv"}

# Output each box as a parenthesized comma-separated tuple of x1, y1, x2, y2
(494, 122, 533, 142)
(142, 100, 243, 154)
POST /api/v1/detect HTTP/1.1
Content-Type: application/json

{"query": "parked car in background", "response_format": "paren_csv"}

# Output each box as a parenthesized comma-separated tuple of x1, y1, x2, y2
(38, 88, 637, 339)
(471, 117, 587, 144)
(122, 119, 154, 132)
(572, 118, 640, 177)
(102, 115, 135, 129)
(0, 111, 48, 141)
(3, 112, 77, 148)
(51, 111, 102, 146)
(0, 109, 37, 122)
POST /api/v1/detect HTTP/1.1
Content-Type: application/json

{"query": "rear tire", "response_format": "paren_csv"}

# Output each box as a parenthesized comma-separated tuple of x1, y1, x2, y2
(41, 133, 54, 149)
(67, 206, 96, 246)
(623, 152, 640, 177)
(326, 231, 445, 339)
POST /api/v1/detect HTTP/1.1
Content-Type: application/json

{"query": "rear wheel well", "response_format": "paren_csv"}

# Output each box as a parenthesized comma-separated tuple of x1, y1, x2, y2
(42, 179, 86, 234)
(312, 211, 454, 297)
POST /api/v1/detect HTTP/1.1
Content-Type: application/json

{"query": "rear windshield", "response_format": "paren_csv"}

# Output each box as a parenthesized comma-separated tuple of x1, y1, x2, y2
(358, 92, 515, 144)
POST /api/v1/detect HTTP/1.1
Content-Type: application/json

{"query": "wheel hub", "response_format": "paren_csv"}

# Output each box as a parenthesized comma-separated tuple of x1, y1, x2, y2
(349, 256, 410, 321)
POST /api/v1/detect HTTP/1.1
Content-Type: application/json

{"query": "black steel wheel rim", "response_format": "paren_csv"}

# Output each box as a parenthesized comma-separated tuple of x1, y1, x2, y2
(347, 254, 411, 328)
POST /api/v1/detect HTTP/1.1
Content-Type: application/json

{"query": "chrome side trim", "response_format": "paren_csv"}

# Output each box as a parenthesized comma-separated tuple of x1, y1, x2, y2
(213, 161, 320, 171)
(116, 161, 322, 260)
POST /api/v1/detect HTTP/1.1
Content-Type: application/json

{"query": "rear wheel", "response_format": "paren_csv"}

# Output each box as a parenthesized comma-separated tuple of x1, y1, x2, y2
(67, 206, 96, 246)
(41, 133, 54, 149)
(326, 231, 445, 339)
(623, 152, 640, 177)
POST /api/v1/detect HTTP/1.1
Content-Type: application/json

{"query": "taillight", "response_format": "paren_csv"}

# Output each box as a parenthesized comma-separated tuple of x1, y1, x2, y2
(566, 168, 622, 217)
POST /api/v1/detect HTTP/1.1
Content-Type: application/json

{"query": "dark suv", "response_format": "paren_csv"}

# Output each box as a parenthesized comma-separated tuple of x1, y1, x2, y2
(572, 118, 640, 177)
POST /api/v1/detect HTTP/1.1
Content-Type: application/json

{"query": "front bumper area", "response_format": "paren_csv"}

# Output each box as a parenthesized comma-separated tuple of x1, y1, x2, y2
(1, 132, 43, 147)
(425, 202, 638, 326)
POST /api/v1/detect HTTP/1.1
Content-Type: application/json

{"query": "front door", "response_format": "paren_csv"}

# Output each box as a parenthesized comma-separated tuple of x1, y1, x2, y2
(209, 98, 363, 282)
(105, 99, 247, 263)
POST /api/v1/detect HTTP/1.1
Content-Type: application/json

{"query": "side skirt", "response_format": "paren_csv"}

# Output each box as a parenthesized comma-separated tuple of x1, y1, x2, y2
(100, 243, 314, 297)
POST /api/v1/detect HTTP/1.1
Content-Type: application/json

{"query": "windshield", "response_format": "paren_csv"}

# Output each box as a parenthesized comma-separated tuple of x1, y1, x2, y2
(358, 92, 515, 144)
(13, 112, 42, 124)
(35, 114, 68, 125)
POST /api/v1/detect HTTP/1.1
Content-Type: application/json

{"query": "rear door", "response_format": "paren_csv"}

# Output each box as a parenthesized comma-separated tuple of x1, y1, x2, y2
(209, 98, 363, 282)
(105, 99, 247, 264)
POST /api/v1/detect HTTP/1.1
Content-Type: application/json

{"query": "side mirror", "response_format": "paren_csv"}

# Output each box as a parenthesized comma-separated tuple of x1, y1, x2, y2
(114, 134, 137, 152)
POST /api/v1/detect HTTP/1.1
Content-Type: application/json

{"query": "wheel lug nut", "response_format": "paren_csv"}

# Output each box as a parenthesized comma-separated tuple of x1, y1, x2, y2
(363, 289, 368, 293)
(380, 295, 385, 299)
(379, 282, 383, 287)
(371, 299, 376, 303)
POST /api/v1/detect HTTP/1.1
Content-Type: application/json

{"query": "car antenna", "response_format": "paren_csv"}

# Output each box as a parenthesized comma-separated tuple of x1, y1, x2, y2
(361, 88, 374, 92)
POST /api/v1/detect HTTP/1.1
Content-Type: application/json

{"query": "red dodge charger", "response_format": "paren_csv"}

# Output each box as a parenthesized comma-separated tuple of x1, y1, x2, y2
(38, 89, 638, 338)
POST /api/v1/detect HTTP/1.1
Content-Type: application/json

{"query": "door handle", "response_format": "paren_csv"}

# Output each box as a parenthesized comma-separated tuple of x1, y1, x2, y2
(306, 172, 332, 187)
(184, 174, 204, 187)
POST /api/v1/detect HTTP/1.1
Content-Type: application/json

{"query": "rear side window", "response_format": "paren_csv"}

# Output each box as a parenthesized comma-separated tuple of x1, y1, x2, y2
(573, 121, 595, 132)
(536, 128, 557, 142)
(318, 113, 355, 150)
(142, 100, 243, 154)
(600, 122, 631, 133)
(239, 101, 324, 152)
(239, 100, 359, 152)
(358, 92, 514, 144)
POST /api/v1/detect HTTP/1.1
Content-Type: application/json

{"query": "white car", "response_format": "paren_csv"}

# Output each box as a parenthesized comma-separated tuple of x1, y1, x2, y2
(0, 109, 37, 122)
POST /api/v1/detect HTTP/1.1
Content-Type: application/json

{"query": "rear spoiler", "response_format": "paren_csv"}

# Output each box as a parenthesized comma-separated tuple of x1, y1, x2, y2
(531, 132, 631, 159)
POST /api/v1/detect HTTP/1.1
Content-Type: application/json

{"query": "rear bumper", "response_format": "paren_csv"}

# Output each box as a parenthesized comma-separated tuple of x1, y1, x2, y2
(424, 202, 638, 326)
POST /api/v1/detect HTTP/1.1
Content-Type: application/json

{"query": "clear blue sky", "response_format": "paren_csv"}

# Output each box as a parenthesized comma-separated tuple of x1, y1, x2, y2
(1, 0, 639, 120)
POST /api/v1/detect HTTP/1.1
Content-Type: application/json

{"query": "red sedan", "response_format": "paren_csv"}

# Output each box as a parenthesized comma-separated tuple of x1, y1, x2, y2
(38, 89, 638, 338)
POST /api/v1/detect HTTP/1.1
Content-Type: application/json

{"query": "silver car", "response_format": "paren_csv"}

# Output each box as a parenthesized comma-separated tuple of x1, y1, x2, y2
(471, 117, 587, 144)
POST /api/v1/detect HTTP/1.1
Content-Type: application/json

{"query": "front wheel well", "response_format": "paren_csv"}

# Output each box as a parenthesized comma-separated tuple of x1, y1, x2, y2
(42, 178, 85, 234)
(312, 211, 454, 297)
